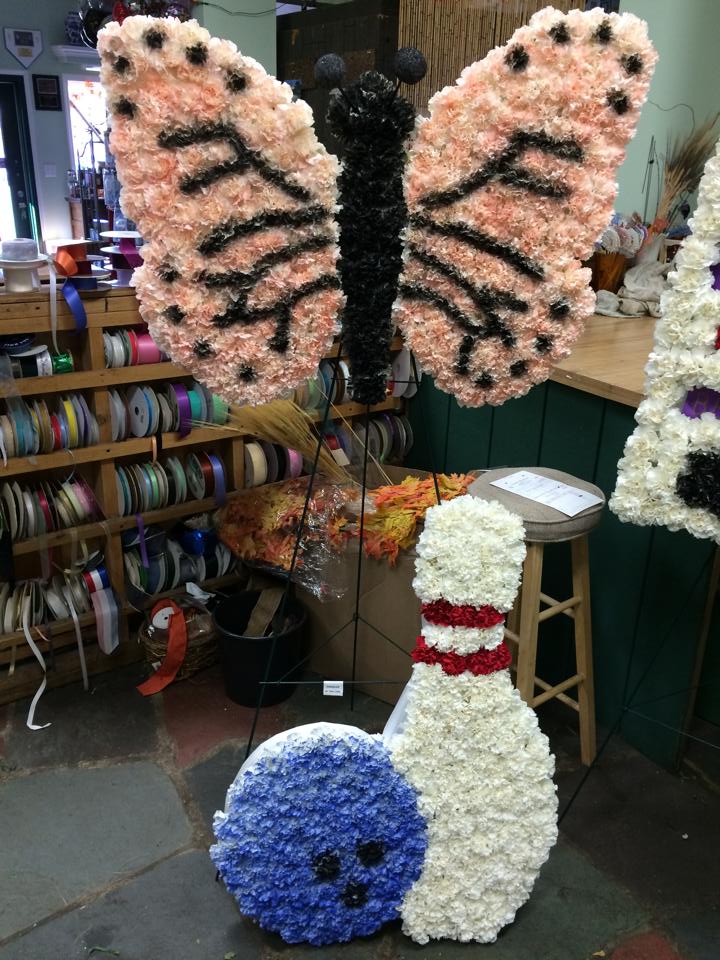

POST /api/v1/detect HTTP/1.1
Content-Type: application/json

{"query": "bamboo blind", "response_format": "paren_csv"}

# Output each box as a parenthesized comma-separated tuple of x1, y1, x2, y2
(399, 0, 584, 111)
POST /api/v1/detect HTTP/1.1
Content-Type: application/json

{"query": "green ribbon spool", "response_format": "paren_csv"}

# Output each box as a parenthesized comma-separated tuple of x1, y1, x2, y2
(51, 352, 74, 374)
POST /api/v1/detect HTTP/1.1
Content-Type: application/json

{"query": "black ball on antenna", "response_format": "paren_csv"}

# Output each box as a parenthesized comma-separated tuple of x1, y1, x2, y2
(393, 47, 427, 85)
(314, 53, 346, 89)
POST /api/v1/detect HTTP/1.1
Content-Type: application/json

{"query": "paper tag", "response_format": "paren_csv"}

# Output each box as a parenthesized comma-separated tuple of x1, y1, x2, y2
(323, 680, 344, 697)
(331, 447, 351, 467)
(490, 471, 604, 518)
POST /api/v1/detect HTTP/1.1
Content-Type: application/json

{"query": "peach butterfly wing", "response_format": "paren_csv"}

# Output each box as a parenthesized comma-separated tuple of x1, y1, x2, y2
(98, 15, 342, 407)
(393, 7, 656, 408)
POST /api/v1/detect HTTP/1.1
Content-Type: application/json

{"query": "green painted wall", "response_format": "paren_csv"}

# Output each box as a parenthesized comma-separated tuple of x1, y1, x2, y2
(616, 0, 720, 218)
(198, 0, 276, 74)
(408, 380, 714, 769)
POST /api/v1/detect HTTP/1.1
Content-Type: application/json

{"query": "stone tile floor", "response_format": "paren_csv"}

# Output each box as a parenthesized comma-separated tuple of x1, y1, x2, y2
(0, 663, 718, 960)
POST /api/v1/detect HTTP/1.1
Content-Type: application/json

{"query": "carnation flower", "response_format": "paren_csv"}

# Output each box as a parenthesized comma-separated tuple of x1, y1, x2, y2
(212, 725, 427, 946)
(612, 138, 720, 541)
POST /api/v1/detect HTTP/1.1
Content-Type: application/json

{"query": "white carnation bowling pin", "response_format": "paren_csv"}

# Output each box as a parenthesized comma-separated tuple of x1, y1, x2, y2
(387, 495, 558, 943)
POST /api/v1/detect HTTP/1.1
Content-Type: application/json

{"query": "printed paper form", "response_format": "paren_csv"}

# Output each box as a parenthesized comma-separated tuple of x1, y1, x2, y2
(489, 471, 603, 517)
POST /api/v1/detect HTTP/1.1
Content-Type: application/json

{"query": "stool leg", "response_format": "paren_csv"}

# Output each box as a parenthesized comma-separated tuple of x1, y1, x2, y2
(506, 580, 522, 670)
(571, 535, 597, 766)
(516, 542, 544, 704)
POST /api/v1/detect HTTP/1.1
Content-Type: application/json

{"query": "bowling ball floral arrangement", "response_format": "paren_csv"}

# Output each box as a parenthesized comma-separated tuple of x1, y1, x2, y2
(211, 726, 427, 945)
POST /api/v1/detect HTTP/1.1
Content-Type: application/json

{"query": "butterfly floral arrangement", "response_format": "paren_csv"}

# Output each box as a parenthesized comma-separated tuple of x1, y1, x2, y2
(99, 7, 655, 409)
(611, 138, 720, 541)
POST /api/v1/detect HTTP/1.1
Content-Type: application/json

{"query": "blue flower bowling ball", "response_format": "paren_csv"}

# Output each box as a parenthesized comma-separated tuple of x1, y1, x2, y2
(211, 728, 427, 945)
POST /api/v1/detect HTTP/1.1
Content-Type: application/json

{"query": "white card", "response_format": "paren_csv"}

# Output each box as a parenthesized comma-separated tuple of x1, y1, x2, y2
(330, 447, 351, 467)
(323, 680, 344, 697)
(489, 471, 603, 518)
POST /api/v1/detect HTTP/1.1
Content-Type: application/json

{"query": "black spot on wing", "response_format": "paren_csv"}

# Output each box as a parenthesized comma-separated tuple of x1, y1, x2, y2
(237, 363, 257, 383)
(505, 44, 529, 71)
(113, 56, 131, 74)
(549, 22, 570, 44)
(226, 71, 247, 92)
(186, 43, 208, 66)
(193, 338, 215, 358)
(164, 305, 185, 325)
(549, 299, 570, 319)
(144, 29, 165, 49)
(621, 53, 644, 75)
(595, 20, 613, 44)
(114, 98, 136, 119)
(158, 264, 180, 283)
(607, 89, 630, 114)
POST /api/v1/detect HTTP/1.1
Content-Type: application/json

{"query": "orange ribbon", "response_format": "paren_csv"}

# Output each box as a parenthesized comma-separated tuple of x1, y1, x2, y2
(54, 249, 79, 277)
(136, 600, 188, 696)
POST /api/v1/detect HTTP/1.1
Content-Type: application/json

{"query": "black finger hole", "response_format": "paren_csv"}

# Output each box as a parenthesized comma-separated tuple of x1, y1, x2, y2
(312, 851, 340, 881)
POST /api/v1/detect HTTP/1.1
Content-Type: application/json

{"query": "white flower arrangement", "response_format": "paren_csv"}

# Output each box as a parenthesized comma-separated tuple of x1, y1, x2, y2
(387, 495, 558, 944)
(413, 494, 526, 610)
(390, 667, 558, 944)
(611, 138, 720, 540)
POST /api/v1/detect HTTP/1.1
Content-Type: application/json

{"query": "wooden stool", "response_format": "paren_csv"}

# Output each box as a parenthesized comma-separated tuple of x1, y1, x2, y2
(469, 467, 605, 766)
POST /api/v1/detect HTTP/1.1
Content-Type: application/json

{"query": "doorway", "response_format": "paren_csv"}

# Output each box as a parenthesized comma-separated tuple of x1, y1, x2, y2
(0, 75, 40, 241)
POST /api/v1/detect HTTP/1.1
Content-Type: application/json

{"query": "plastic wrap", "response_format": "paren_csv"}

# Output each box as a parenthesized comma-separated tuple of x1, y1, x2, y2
(218, 479, 353, 601)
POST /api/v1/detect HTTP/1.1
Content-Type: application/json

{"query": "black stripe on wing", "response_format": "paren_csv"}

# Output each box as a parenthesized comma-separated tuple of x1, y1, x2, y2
(202, 233, 335, 291)
(199, 206, 331, 256)
(407, 242, 528, 312)
(410, 213, 544, 279)
(406, 244, 522, 348)
(158, 122, 313, 202)
(213, 272, 341, 352)
(417, 130, 583, 209)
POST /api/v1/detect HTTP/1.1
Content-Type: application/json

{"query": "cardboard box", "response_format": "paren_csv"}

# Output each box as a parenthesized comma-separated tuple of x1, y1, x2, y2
(304, 466, 430, 706)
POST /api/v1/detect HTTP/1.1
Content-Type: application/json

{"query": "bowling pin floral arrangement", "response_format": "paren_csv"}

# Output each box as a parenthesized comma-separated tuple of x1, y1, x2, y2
(211, 495, 558, 945)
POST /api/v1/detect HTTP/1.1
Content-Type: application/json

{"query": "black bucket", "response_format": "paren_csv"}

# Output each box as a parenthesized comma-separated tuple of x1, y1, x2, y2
(213, 591, 306, 707)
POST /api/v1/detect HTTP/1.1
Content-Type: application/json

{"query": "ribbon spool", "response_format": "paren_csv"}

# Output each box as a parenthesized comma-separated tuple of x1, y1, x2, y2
(0, 474, 101, 542)
(244, 441, 268, 488)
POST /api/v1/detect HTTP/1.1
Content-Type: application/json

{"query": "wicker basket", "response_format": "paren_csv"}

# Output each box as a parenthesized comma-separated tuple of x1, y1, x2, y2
(139, 603, 218, 681)
(590, 251, 628, 293)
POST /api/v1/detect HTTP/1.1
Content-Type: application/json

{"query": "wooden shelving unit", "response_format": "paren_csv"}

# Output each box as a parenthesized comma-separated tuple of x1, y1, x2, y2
(0, 287, 405, 704)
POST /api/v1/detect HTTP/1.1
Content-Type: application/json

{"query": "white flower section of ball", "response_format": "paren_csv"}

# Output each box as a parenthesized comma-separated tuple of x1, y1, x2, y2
(391, 665, 558, 944)
(413, 496, 526, 611)
(421, 620, 504, 654)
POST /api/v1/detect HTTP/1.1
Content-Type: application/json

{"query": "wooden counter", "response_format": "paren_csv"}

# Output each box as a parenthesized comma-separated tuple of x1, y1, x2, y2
(551, 313, 655, 408)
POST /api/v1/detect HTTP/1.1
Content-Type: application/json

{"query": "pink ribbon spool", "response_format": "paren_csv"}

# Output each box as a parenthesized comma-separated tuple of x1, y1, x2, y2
(136, 333, 162, 365)
(287, 448, 303, 479)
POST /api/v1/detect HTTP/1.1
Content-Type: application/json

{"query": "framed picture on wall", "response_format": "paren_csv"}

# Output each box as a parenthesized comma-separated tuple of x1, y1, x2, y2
(32, 74, 62, 111)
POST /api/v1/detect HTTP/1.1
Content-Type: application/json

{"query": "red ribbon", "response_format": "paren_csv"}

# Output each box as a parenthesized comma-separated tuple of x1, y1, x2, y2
(136, 600, 188, 696)
(421, 598, 505, 630)
(412, 635, 511, 676)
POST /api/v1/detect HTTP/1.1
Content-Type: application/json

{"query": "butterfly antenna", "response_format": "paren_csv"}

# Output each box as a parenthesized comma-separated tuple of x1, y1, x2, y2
(314, 53, 349, 102)
(392, 46, 427, 91)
